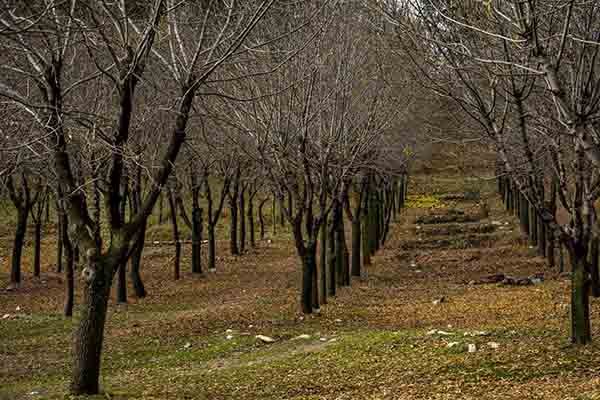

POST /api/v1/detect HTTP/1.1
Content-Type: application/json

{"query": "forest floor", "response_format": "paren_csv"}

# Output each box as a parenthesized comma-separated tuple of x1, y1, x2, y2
(2, 171, 600, 399)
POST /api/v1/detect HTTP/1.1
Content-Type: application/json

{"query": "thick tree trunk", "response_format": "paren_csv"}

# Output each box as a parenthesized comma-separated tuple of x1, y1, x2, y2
(547, 229, 556, 269)
(167, 189, 181, 280)
(191, 207, 203, 274)
(57, 210, 64, 273)
(229, 195, 239, 256)
(116, 188, 128, 303)
(116, 262, 127, 303)
(10, 209, 28, 287)
(368, 191, 377, 256)
(130, 221, 147, 298)
(334, 200, 345, 287)
(327, 214, 336, 297)
(33, 221, 42, 278)
(239, 188, 246, 253)
(362, 209, 371, 266)
(158, 192, 164, 225)
(320, 217, 327, 304)
(248, 196, 256, 248)
(312, 248, 319, 310)
(300, 244, 316, 314)
(70, 258, 113, 394)
(569, 245, 591, 344)
(590, 238, 600, 297)
(341, 217, 350, 286)
(259, 199, 267, 240)
(63, 214, 75, 317)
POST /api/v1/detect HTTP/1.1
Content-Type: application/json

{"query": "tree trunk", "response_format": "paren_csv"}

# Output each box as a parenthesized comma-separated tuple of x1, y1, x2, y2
(259, 199, 267, 240)
(63, 213, 75, 317)
(328, 213, 336, 297)
(239, 188, 246, 253)
(10, 209, 28, 287)
(70, 258, 113, 394)
(248, 195, 256, 248)
(590, 238, 600, 297)
(320, 216, 327, 304)
(362, 207, 371, 266)
(341, 217, 350, 286)
(312, 246, 319, 310)
(368, 191, 377, 256)
(229, 195, 239, 256)
(334, 200, 345, 287)
(116, 262, 127, 303)
(57, 210, 63, 273)
(547, 228, 556, 269)
(300, 244, 316, 314)
(191, 207, 203, 274)
(158, 192, 164, 224)
(130, 221, 147, 298)
(569, 245, 591, 344)
(33, 221, 42, 278)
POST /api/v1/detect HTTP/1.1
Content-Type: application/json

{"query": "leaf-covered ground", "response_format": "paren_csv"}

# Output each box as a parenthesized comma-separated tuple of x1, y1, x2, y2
(2, 171, 600, 399)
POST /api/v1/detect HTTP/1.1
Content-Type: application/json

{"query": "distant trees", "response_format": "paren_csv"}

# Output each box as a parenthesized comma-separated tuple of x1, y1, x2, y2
(0, 0, 414, 395)
(378, 0, 600, 344)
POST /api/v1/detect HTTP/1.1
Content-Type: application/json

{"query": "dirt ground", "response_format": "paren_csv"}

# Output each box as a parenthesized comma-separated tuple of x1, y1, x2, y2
(2, 172, 600, 400)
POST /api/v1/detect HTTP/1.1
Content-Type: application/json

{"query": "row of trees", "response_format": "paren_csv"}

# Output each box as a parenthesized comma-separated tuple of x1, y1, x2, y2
(0, 1, 416, 395)
(373, 0, 600, 344)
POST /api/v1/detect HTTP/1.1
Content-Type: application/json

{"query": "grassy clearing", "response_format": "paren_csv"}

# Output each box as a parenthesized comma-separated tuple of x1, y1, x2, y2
(1, 170, 600, 399)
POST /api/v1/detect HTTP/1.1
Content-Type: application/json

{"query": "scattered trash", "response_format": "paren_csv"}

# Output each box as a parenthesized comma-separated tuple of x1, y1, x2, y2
(464, 331, 489, 337)
(427, 329, 453, 336)
(468, 344, 477, 353)
(15, 306, 21, 312)
(487, 342, 500, 349)
(319, 337, 327, 342)
(226, 335, 233, 340)
(447, 342, 459, 348)
(2, 314, 10, 320)
(432, 296, 446, 305)
(293, 334, 311, 340)
(256, 335, 276, 343)
(334, 319, 342, 323)
(226, 329, 233, 333)
(183, 342, 192, 349)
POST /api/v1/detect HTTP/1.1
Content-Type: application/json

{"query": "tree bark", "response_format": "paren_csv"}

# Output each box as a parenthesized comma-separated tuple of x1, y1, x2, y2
(300, 244, 316, 314)
(259, 198, 267, 240)
(191, 207, 203, 274)
(10, 209, 28, 287)
(248, 194, 256, 248)
(239, 187, 246, 253)
(328, 213, 336, 297)
(62, 210, 75, 317)
(569, 245, 591, 344)
(167, 188, 181, 280)
(590, 238, 600, 297)
(70, 257, 113, 394)
(320, 216, 327, 304)
(130, 221, 147, 298)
